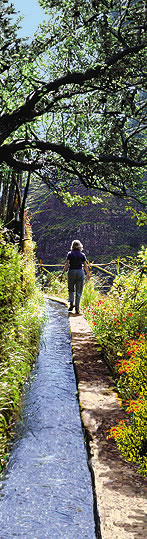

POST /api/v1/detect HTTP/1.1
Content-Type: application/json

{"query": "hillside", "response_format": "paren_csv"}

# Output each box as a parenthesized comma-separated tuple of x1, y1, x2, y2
(30, 186, 146, 266)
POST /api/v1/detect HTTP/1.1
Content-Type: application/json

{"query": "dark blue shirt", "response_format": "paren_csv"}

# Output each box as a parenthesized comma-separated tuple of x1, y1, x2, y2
(67, 250, 86, 269)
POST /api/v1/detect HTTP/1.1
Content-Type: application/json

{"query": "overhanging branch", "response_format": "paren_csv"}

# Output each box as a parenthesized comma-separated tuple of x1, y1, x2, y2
(0, 139, 146, 170)
(0, 41, 145, 144)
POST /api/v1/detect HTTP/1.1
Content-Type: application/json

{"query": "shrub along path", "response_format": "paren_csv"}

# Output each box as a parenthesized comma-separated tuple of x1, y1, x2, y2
(49, 297, 147, 539)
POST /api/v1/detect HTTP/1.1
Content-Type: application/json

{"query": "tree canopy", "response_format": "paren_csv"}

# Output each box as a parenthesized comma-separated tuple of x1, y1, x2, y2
(0, 0, 146, 202)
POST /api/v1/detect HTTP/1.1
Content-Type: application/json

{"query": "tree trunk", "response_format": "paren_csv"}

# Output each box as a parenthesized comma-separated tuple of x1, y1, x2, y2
(20, 171, 31, 251)
(0, 173, 9, 219)
(5, 171, 16, 224)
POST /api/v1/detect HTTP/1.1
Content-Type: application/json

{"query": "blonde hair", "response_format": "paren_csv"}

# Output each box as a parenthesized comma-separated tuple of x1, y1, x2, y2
(71, 240, 83, 251)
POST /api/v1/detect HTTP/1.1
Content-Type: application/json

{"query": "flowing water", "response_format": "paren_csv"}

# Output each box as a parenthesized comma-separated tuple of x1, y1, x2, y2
(0, 300, 97, 538)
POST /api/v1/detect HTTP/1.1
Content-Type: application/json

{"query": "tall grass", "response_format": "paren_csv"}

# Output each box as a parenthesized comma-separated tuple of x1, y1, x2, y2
(0, 221, 44, 473)
(46, 270, 68, 299)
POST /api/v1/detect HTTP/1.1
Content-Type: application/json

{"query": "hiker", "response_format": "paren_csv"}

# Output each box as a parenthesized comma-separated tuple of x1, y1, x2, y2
(59, 240, 90, 314)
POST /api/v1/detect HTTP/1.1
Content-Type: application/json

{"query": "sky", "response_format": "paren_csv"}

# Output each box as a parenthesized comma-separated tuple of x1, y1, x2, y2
(12, 0, 47, 39)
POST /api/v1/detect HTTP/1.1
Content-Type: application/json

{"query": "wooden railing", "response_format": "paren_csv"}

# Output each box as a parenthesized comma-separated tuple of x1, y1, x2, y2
(39, 257, 134, 279)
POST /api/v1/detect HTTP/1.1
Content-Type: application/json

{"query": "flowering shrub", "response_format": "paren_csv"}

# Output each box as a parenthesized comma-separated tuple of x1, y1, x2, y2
(107, 395, 147, 475)
(116, 335, 146, 398)
(81, 292, 145, 369)
(81, 248, 147, 475)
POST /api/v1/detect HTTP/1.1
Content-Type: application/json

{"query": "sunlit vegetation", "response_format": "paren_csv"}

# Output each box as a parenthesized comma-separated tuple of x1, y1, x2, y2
(81, 247, 147, 475)
(44, 270, 68, 299)
(0, 221, 44, 473)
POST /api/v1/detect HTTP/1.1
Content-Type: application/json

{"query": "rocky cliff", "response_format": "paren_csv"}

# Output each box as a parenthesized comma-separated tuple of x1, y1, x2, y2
(30, 186, 146, 266)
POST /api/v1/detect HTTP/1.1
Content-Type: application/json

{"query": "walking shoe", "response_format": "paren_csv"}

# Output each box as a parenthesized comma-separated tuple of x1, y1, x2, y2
(75, 308, 80, 314)
(68, 302, 74, 312)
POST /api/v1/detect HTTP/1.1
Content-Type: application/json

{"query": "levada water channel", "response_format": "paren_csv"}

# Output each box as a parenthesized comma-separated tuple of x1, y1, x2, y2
(0, 300, 100, 538)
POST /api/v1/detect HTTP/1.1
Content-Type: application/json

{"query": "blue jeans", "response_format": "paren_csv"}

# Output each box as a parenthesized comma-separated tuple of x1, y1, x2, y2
(68, 269, 85, 310)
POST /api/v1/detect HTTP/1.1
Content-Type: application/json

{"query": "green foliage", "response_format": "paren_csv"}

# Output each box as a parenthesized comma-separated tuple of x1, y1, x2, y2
(116, 335, 146, 398)
(82, 248, 147, 474)
(0, 227, 23, 324)
(0, 0, 146, 203)
(0, 223, 44, 473)
(59, 191, 102, 207)
(46, 271, 68, 299)
(126, 207, 147, 227)
(107, 392, 147, 476)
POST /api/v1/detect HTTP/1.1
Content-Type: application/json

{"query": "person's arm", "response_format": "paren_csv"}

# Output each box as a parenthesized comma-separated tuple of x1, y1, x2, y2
(59, 259, 70, 280)
(83, 260, 90, 280)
